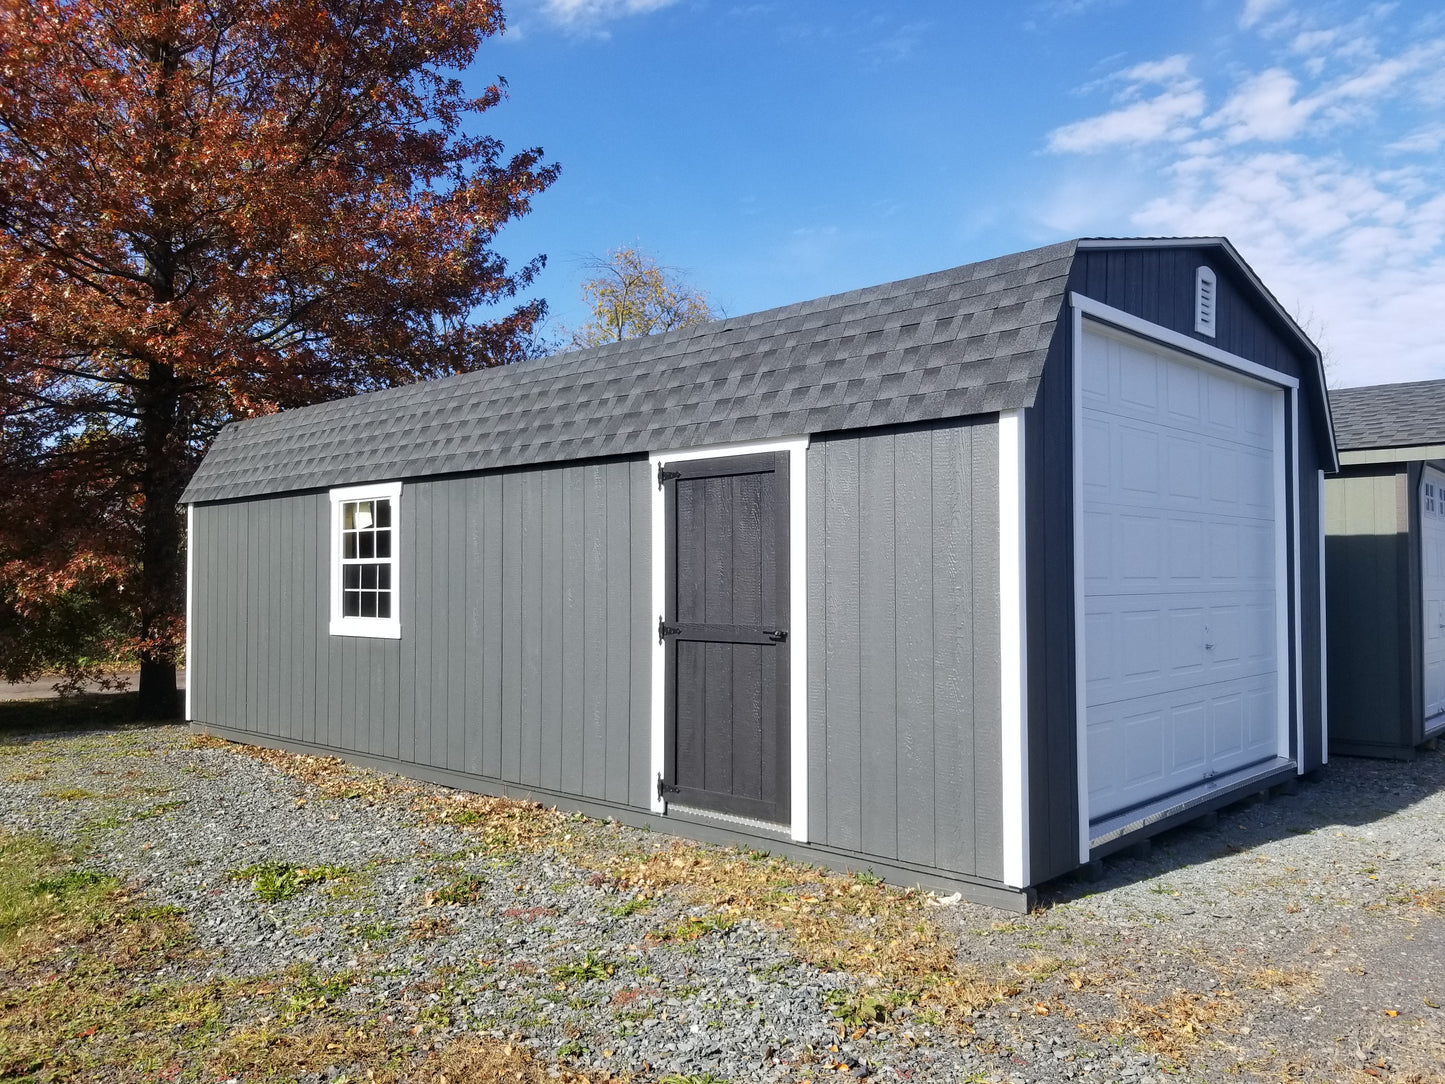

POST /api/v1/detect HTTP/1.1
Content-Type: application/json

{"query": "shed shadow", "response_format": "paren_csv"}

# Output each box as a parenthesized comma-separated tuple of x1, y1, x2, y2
(1037, 744, 1445, 907)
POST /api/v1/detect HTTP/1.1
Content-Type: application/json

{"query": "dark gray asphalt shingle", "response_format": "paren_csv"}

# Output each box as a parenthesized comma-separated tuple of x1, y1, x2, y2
(181, 241, 1078, 503)
(1329, 379, 1445, 451)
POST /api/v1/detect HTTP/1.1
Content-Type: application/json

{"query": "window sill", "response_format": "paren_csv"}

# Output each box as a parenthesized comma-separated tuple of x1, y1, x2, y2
(329, 617, 401, 639)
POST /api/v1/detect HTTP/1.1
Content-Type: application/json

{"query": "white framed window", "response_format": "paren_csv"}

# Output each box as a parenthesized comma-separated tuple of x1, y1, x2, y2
(329, 481, 402, 638)
(1426, 480, 1437, 517)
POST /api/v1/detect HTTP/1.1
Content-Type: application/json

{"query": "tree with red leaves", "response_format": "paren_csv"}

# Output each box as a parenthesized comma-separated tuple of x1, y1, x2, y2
(0, 0, 558, 715)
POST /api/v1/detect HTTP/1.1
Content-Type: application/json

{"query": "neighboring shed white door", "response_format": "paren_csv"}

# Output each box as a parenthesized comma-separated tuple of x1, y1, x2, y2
(1422, 466, 1445, 727)
(1081, 324, 1283, 824)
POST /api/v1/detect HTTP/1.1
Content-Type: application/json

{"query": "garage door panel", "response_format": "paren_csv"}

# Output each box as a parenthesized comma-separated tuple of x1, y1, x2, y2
(1086, 675, 1278, 818)
(1086, 597, 1276, 706)
(1082, 324, 1284, 824)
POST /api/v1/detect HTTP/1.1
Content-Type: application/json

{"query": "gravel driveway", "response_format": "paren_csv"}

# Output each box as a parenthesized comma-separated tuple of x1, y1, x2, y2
(1, 723, 1441, 1083)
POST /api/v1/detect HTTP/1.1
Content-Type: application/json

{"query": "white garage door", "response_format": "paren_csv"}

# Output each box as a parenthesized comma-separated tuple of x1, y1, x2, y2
(1422, 467, 1445, 728)
(1081, 324, 1284, 824)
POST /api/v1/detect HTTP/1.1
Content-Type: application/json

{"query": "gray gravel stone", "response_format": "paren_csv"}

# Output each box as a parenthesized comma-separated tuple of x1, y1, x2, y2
(2, 723, 1443, 1082)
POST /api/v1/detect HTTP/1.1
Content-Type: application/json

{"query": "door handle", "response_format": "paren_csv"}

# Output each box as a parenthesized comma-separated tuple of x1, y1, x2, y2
(765, 628, 788, 643)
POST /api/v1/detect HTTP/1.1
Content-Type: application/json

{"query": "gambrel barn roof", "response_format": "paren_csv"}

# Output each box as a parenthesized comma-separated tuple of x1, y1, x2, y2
(182, 236, 1331, 504)
(182, 240, 1076, 503)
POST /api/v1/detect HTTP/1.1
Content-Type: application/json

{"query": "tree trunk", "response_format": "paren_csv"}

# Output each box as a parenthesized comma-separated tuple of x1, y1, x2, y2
(134, 360, 186, 721)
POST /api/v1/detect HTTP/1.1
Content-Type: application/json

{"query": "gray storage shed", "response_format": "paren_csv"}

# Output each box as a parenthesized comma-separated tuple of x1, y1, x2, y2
(181, 237, 1336, 909)
(1324, 379, 1445, 758)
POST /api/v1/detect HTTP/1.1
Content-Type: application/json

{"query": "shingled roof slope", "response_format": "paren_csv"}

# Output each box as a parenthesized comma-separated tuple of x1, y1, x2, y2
(1329, 378, 1445, 451)
(181, 240, 1077, 503)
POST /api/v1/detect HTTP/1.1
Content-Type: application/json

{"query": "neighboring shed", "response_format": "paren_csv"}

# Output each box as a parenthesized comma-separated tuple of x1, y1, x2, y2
(181, 237, 1336, 909)
(1324, 379, 1445, 758)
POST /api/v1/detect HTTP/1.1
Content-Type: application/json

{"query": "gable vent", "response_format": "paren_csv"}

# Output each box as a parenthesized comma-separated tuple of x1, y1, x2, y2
(1195, 265, 1217, 338)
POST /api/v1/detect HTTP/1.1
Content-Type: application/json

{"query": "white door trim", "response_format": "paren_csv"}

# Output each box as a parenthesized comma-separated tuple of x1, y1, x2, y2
(1318, 469, 1328, 762)
(999, 409, 1031, 888)
(1071, 300, 1300, 861)
(647, 436, 810, 841)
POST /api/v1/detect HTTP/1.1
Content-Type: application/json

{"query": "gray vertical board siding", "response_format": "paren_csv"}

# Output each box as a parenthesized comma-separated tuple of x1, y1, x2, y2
(539, 469, 564, 791)
(560, 469, 584, 795)
(481, 474, 505, 779)
(894, 431, 937, 868)
(807, 419, 1002, 878)
(930, 423, 973, 874)
(1324, 466, 1413, 751)
(857, 436, 899, 860)
(188, 457, 648, 820)
(500, 473, 523, 782)
(583, 465, 611, 800)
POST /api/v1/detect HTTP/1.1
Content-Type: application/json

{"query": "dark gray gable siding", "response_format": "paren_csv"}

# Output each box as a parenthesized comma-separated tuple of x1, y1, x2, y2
(179, 241, 1077, 505)
(1330, 379, 1445, 451)
(1024, 243, 1332, 882)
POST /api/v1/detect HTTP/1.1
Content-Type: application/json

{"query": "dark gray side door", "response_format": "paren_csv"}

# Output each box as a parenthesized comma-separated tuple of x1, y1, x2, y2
(660, 452, 790, 823)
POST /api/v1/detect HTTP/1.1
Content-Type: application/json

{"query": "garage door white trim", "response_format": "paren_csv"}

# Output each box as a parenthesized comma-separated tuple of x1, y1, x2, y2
(1070, 294, 1302, 860)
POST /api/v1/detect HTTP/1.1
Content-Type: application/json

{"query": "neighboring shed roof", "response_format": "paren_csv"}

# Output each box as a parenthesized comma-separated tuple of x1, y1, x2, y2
(180, 240, 1078, 503)
(1329, 378, 1445, 451)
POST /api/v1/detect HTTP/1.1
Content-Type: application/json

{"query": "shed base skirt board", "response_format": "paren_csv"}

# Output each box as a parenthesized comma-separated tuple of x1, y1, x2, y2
(1089, 756, 1294, 850)
(191, 722, 1034, 913)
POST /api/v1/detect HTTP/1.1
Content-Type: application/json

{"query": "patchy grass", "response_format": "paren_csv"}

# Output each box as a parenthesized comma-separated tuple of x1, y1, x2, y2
(428, 872, 488, 906)
(0, 829, 629, 1083)
(226, 860, 353, 902)
(551, 950, 619, 984)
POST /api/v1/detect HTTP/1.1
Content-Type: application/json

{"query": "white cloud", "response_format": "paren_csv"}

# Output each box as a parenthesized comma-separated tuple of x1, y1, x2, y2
(1239, 0, 1288, 30)
(1046, 57, 1205, 152)
(1039, 14, 1445, 385)
(1209, 68, 1314, 142)
(540, 0, 679, 29)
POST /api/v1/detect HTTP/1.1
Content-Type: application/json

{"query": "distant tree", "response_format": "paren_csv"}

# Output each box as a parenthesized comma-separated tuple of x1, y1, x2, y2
(0, 0, 559, 715)
(568, 247, 716, 348)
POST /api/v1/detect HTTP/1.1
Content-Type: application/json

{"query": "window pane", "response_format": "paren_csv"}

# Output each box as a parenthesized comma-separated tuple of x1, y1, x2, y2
(359, 531, 375, 559)
(343, 590, 361, 617)
(376, 531, 391, 559)
(360, 591, 378, 618)
(344, 565, 361, 590)
(343, 502, 356, 531)
(343, 533, 357, 559)
(378, 564, 391, 590)
(377, 593, 391, 619)
(376, 499, 391, 529)
(361, 564, 378, 590)
(355, 501, 374, 530)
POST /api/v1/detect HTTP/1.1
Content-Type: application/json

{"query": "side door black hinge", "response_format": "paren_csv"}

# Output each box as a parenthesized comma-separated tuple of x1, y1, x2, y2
(657, 464, 680, 489)
(657, 773, 680, 801)
(658, 616, 681, 644)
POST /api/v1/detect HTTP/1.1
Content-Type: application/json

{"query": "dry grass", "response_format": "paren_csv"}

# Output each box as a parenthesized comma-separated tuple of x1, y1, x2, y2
(1095, 988, 1240, 1061)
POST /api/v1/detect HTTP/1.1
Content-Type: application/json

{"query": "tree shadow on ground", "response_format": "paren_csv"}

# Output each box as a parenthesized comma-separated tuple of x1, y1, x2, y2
(1040, 743, 1445, 907)
(0, 691, 183, 737)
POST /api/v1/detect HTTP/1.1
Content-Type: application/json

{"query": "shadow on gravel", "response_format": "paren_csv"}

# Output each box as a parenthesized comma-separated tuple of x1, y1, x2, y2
(1038, 743, 1445, 907)
(0, 693, 183, 738)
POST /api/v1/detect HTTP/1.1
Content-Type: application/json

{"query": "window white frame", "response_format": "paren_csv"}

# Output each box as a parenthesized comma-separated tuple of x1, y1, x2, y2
(648, 437, 809, 841)
(329, 481, 402, 639)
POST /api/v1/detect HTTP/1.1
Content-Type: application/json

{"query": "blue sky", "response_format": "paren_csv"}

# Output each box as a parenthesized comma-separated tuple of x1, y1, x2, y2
(472, 0, 1445, 387)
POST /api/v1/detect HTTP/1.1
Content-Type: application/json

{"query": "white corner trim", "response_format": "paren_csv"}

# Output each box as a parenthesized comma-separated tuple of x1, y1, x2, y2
(1318, 468, 1328, 764)
(328, 481, 403, 640)
(1071, 293, 1300, 391)
(998, 409, 1030, 889)
(184, 503, 194, 723)
(647, 436, 810, 838)
(1071, 302, 1091, 864)
(1273, 393, 1292, 762)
